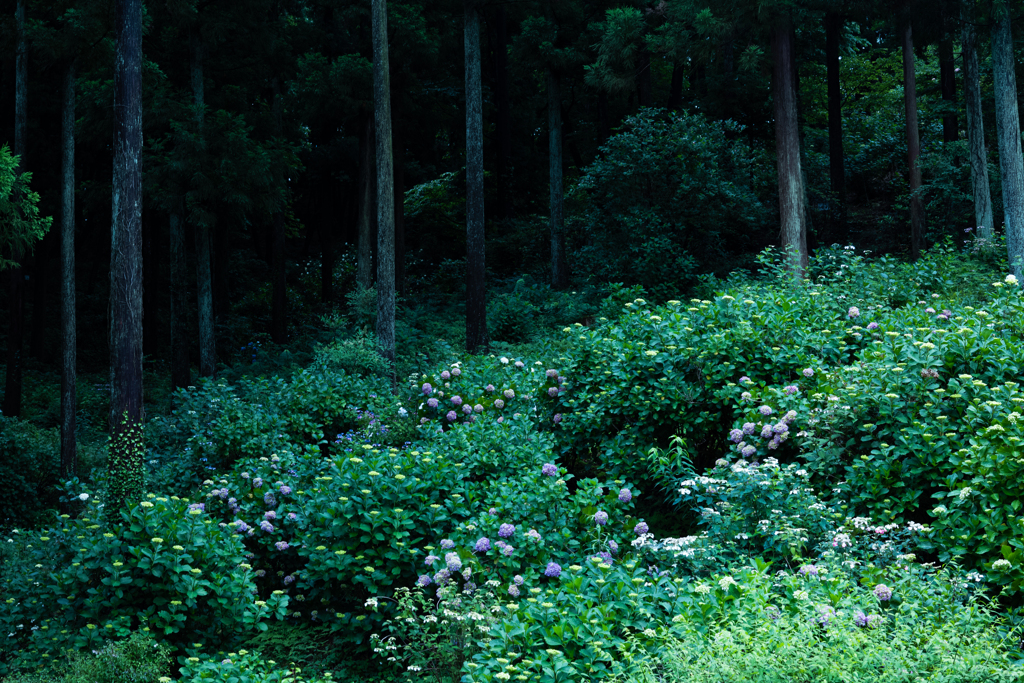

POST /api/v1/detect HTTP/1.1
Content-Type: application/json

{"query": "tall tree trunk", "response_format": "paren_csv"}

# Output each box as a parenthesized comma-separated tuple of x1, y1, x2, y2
(494, 6, 512, 221)
(962, 1, 994, 239)
(60, 58, 76, 480)
(372, 0, 396, 384)
(191, 29, 215, 375)
(825, 11, 845, 235)
(108, 0, 145, 512)
(668, 63, 683, 111)
(992, 1, 1024, 278)
(356, 114, 375, 290)
(3, 0, 28, 418)
(465, 0, 487, 353)
(548, 69, 569, 289)
(270, 77, 287, 345)
(321, 179, 335, 303)
(169, 206, 191, 391)
(772, 16, 807, 275)
(940, 38, 958, 143)
(902, 19, 925, 260)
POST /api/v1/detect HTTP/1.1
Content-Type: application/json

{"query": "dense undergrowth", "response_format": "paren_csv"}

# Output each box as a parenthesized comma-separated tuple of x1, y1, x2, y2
(4, 242, 1024, 682)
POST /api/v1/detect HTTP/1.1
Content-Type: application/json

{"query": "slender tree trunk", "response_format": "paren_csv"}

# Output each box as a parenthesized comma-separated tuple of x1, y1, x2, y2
(940, 38, 958, 143)
(60, 58, 76, 480)
(356, 114, 375, 290)
(902, 19, 925, 260)
(825, 11, 845, 235)
(169, 206, 190, 391)
(270, 77, 287, 345)
(465, 0, 487, 353)
(992, 1, 1024, 277)
(109, 0, 145, 512)
(494, 7, 512, 221)
(142, 206, 158, 357)
(668, 63, 683, 111)
(191, 29, 215, 375)
(962, 3, 994, 239)
(3, 0, 28, 418)
(548, 69, 569, 289)
(772, 16, 807, 275)
(372, 0, 396, 384)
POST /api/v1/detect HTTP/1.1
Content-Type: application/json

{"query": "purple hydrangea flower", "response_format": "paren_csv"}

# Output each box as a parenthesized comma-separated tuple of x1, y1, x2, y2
(474, 404, 484, 413)
(798, 564, 819, 576)
(514, 361, 524, 368)
(773, 422, 789, 434)
(542, 463, 558, 477)
(545, 387, 557, 398)
(287, 512, 297, 521)
(729, 429, 743, 443)
(275, 541, 290, 551)
(488, 507, 498, 515)
(446, 411, 457, 422)
(217, 488, 229, 499)
(474, 537, 491, 553)
(608, 540, 619, 554)
(761, 424, 774, 439)
(422, 383, 433, 395)
(280, 485, 292, 496)
(546, 369, 558, 378)
(526, 529, 541, 541)
(493, 399, 505, 409)
(504, 389, 515, 399)
(501, 544, 514, 556)
(440, 371, 451, 380)
(553, 413, 562, 424)
(768, 438, 780, 450)
(417, 574, 432, 587)
(252, 478, 263, 489)
(634, 521, 649, 536)
(759, 405, 773, 416)
(873, 584, 892, 601)
(848, 306, 860, 318)
(514, 574, 525, 585)
(594, 511, 609, 526)
(854, 611, 879, 628)
(445, 552, 462, 571)
(264, 510, 277, 520)
(618, 488, 632, 503)
(440, 539, 455, 550)
(867, 322, 879, 330)
(742, 422, 756, 435)
(486, 384, 495, 392)
(462, 404, 473, 415)
(741, 392, 753, 400)
(434, 569, 451, 585)
(784, 385, 799, 395)
(427, 398, 439, 409)
(498, 523, 515, 538)
(451, 395, 463, 406)
(597, 551, 613, 563)
(260, 520, 274, 533)
(284, 574, 295, 585)
(264, 492, 277, 506)
(741, 445, 756, 457)
(234, 520, 250, 533)
(508, 584, 520, 597)
(424, 554, 439, 566)
(802, 368, 815, 377)
(544, 562, 562, 578)
(189, 503, 205, 513)
(739, 376, 751, 383)
(452, 368, 461, 377)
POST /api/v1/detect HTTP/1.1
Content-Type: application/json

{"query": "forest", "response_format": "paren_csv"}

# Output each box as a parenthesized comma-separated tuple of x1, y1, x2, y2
(3, 0, 1024, 680)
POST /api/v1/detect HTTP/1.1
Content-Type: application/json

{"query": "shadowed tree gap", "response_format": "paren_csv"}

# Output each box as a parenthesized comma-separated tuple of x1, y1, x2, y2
(60, 58, 76, 481)
(902, 15, 925, 260)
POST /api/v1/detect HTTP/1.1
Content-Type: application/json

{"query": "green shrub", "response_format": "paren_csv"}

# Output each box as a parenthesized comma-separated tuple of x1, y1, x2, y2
(3, 630, 172, 683)
(0, 495, 288, 675)
(179, 649, 335, 683)
(313, 335, 393, 379)
(0, 417, 62, 530)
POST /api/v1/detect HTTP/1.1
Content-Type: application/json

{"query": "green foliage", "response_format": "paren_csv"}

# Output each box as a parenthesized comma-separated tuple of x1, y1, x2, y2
(0, 144, 51, 270)
(0, 495, 287, 675)
(107, 413, 146, 513)
(313, 334, 393, 379)
(0, 417, 66, 530)
(178, 650, 335, 683)
(3, 630, 172, 683)
(573, 109, 773, 295)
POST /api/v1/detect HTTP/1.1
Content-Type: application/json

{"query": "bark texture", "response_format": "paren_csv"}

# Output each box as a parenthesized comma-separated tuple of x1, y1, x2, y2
(962, 4, 994, 239)
(192, 29, 216, 375)
(3, 0, 27, 418)
(825, 12, 845, 232)
(60, 59, 76, 480)
(992, 2, 1024, 277)
(902, 20, 925, 260)
(771, 16, 807, 275)
(548, 69, 568, 289)
(108, 0, 145, 511)
(465, 0, 487, 352)
(372, 0, 396, 382)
